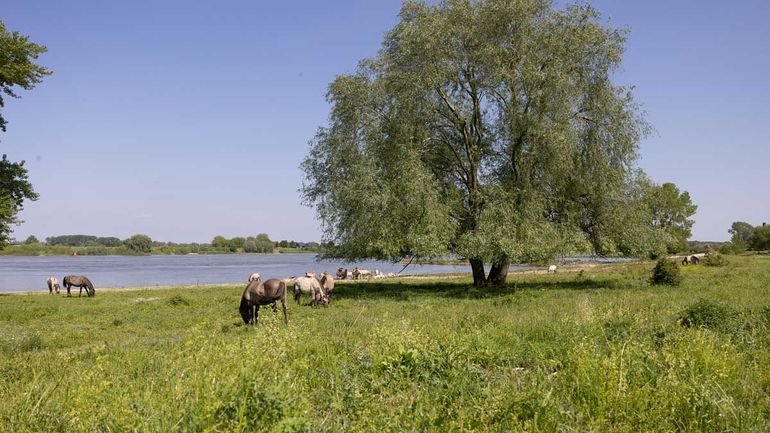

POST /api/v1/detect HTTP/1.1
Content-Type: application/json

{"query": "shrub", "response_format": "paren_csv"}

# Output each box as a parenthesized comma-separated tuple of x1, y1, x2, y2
(703, 252, 728, 267)
(651, 258, 682, 286)
(678, 299, 734, 330)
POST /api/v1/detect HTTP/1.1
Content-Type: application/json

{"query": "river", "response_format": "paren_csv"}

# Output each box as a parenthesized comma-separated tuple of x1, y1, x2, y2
(0, 254, 497, 293)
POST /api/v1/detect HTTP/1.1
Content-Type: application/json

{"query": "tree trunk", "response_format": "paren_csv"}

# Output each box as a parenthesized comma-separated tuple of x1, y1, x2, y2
(487, 258, 510, 287)
(470, 258, 487, 287)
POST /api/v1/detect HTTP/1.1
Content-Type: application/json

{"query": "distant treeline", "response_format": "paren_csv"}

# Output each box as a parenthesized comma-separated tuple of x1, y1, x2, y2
(1, 233, 322, 256)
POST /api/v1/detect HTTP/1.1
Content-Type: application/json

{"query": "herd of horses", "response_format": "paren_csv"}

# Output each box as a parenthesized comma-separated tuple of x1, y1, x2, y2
(240, 271, 337, 325)
(46, 275, 95, 297)
(45, 270, 339, 326)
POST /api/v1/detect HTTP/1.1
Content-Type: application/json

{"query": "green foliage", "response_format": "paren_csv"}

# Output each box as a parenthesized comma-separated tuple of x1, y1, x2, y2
(23, 235, 38, 244)
(729, 221, 755, 244)
(212, 235, 227, 248)
(644, 182, 697, 253)
(45, 234, 123, 247)
(2, 257, 770, 431)
(0, 155, 38, 248)
(750, 225, 770, 251)
(678, 299, 735, 330)
(651, 258, 682, 286)
(243, 234, 274, 253)
(301, 0, 676, 286)
(0, 21, 52, 133)
(123, 234, 153, 253)
(0, 22, 50, 249)
(703, 252, 728, 267)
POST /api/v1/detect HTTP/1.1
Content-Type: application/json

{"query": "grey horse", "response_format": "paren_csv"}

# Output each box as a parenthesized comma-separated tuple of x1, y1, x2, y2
(239, 278, 288, 325)
(63, 275, 95, 297)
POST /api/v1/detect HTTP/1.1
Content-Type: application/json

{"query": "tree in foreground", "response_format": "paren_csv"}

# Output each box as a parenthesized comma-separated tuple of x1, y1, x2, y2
(301, 0, 683, 287)
(0, 21, 51, 249)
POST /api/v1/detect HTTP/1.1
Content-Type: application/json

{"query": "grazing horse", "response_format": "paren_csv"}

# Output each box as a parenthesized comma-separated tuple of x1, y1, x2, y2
(239, 278, 288, 325)
(248, 272, 261, 282)
(336, 268, 348, 280)
(292, 276, 327, 306)
(352, 268, 372, 280)
(689, 255, 700, 265)
(46, 276, 61, 294)
(682, 256, 690, 265)
(62, 275, 95, 297)
(547, 265, 557, 273)
(320, 272, 335, 303)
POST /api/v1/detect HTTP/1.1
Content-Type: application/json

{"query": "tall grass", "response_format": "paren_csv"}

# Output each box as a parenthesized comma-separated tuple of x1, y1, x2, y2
(1, 257, 769, 432)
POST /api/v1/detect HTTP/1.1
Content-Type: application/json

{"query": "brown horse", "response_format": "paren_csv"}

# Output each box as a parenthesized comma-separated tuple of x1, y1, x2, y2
(63, 275, 95, 297)
(239, 278, 288, 325)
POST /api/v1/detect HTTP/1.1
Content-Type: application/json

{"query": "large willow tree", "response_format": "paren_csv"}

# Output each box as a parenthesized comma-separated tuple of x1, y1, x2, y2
(302, 0, 675, 287)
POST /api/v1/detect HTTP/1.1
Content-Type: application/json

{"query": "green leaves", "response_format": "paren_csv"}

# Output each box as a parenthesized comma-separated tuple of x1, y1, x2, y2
(302, 0, 681, 274)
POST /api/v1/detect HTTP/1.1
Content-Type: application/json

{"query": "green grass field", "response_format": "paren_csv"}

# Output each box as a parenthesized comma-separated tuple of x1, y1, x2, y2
(2, 257, 770, 432)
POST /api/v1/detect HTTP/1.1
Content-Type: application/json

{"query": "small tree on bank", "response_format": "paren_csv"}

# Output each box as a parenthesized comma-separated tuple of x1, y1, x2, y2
(124, 234, 152, 253)
(301, 0, 681, 287)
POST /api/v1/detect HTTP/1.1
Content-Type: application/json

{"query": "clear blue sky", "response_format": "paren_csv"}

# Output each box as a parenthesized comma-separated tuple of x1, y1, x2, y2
(2, 0, 768, 243)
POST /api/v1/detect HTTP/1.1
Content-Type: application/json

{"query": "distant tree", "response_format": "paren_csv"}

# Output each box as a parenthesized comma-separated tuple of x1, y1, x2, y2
(45, 235, 97, 246)
(23, 235, 38, 244)
(227, 237, 245, 252)
(124, 234, 153, 253)
(212, 235, 226, 248)
(279, 240, 289, 248)
(289, 241, 299, 249)
(95, 236, 122, 247)
(0, 22, 51, 249)
(243, 237, 258, 253)
(644, 182, 697, 253)
(749, 225, 770, 251)
(728, 222, 754, 244)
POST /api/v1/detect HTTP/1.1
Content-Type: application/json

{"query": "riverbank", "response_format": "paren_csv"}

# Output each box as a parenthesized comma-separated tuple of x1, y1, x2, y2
(2, 256, 769, 431)
(3, 260, 626, 296)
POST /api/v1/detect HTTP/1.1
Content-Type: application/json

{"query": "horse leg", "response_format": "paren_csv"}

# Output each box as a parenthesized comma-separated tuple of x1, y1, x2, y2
(271, 302, 278, 314)
(281, 300, 288, 325)
(66, 284, 71, 297)
(294, 289, 301, 305)
(254, 305, 260, 325)
(79, 286, 83, 297)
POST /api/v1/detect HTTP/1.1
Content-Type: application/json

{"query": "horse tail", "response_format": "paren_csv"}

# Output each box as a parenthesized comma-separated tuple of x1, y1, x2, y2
(239, 297, 251, 324)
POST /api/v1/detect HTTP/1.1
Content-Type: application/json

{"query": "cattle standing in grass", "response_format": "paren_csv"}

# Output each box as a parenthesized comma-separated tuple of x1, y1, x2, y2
(248, 272, 261, 282)
(239, 278, 288, 325)
(63, 275, 95, 297)
(46, 276, 61, 294)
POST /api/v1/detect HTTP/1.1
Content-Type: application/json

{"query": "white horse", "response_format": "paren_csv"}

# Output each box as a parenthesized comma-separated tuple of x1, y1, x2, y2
(547, 265, 557, 273)
(46, 276, 61, 294)
(291, 276, 327, 306)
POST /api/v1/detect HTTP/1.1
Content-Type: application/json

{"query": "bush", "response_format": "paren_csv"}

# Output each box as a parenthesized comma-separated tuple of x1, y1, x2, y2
(703, 252, 728, 267)
(678, 299, 734, 330)
(651, 258, 682, 286)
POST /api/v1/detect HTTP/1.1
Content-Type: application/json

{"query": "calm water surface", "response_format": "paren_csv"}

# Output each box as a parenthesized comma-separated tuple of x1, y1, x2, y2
(0, 254, 503, 293)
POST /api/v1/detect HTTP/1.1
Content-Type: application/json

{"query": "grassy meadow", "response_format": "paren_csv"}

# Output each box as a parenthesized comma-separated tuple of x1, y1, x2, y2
(1, 257, 770, 432)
